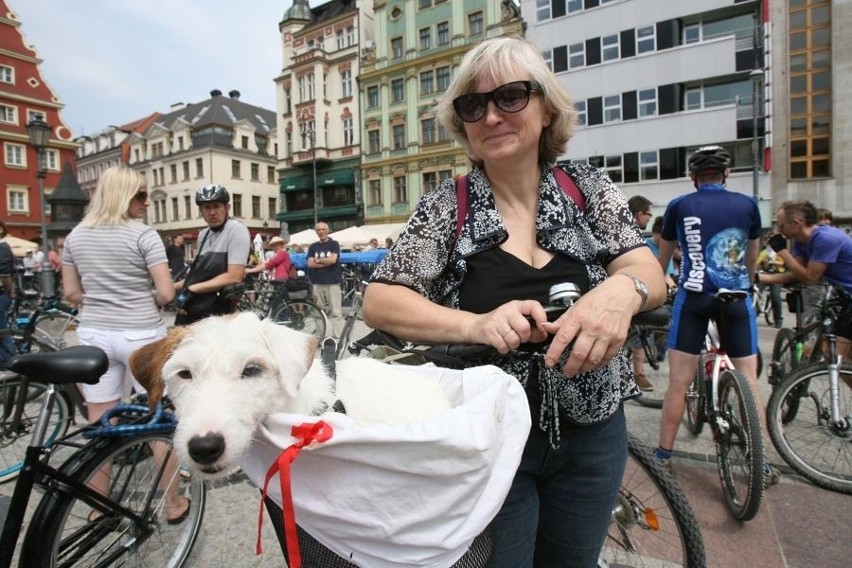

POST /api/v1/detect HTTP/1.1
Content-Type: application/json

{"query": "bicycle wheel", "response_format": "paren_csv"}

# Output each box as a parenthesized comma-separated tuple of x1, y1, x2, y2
(601, 434, 706, 567)
(762, 294, 776, 326)
(685, 365, 706, 436)
(271, 300, 327, 341)
(628, 328, 669, 409)
(767, 363, 852, 494)
(21, 430, 206, 567)
(715, 369, 764, 521)
(0, 378, 72, 483)
(768, 328, 798, 386)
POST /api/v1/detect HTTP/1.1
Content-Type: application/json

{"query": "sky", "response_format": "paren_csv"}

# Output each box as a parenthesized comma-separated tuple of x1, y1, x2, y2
(10, 0, 311, 137)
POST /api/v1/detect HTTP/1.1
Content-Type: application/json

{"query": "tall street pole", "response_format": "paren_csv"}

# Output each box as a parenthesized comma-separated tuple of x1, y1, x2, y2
(26, 117, 56, 298)
(750, 69, 762, 202)
(311, 128, 318, 227)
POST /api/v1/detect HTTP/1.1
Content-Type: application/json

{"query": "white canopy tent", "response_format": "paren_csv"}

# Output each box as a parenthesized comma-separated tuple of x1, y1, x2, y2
(328, 226, 376, 249)
(287, 229, 319, 247)
(0, 236, 39, 257)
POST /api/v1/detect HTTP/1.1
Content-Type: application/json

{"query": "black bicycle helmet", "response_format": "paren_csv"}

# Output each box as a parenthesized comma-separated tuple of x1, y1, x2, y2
(688, 145, 732, 175)
(195, 184, 230, 205)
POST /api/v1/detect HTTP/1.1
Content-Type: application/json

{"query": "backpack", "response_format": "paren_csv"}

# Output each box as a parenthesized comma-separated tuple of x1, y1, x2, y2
(455, 166, 586, 239)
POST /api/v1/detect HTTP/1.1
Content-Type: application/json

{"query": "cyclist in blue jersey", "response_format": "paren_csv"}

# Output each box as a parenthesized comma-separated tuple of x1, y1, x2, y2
(654, 145, 778, 485)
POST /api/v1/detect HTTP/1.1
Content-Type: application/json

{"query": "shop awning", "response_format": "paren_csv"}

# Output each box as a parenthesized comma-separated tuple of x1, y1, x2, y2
(318, 170, 354, 186)
(280, 174, 313, 192)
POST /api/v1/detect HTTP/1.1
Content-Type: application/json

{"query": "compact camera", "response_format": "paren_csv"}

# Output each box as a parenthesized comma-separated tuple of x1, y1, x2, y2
(174, 289, 192, 309)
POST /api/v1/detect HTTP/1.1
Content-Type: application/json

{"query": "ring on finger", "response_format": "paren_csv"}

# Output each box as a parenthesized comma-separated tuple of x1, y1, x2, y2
(501, 328, 514, 338)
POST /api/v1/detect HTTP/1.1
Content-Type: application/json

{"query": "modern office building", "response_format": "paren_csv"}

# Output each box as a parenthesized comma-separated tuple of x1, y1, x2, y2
(523, 0, 774, 223)
(358, 0, 524, 225)
(274, 0, 374, 235)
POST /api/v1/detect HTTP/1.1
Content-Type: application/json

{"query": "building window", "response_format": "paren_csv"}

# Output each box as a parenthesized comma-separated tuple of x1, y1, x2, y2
(268, 166, 276, 183)
(4, 142, 25, 167)
(536, 0, 551, 22)
(232, 194, 242, 217)
(392, 124, 405, 150)
(685, 88, 702, 110)
(0, 65, 12, 83)
(393, 176, 407, 203)
(367, 86, 379, 108)
(307, 73, 316, 100)
(0, 104, 17, 124)
(436, 66, 451, 91)
(251, 163, 260, 181)
(421, 118, 435, 144)
(420, 71, 434, 95)
(231, 159, 241, 178)
(603, 94, 621, 123)
(252, 196, 261, 218)
(437, 22, 449, 45)
(184, 195, 192, 219)
(684, 23, 700, 44)
(391, 37, 404, 59)
(602, 34, 620, 61)
(419, 0, 431, 8)
(637, 25, 656, 53)
(391, 78, 405, 102)
(541, 49, 553, 71)
(44, 149, 59, 171)
(341, 69, 352, 98)
(241, 136, 249, 149)
(170, 164, 177, 183)
(172, 197, 179, 221)
(468, 11, 483, 35)
(195, 158, 203, 177)
(26, 109, 46, 124)
(368, 129, 380, 154)
(8, 189, 27, 212)
(422, 171, 439, 193)
(438, 122, 451, 142)
(569, 42, 585, 68)
(269, 197, 277, 218)
(640, 151, 659, 180)
(346, 26, 355, 46)
(638, 88, 657, 117)
(343, 117, 354, 146)
(369, 179, 382, 205)
(182, 161, 190, 180)
(604, 155, 623, 184)
(419, 27, 431, 50)
(575, 100, 587, 126)
(336, 29, 345, 50)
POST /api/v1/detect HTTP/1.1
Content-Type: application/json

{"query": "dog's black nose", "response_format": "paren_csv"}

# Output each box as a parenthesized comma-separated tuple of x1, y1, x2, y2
(187, 432, 226, 465)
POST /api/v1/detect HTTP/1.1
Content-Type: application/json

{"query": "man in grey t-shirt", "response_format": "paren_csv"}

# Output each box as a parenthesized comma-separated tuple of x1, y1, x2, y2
(174, 184, 250, 326)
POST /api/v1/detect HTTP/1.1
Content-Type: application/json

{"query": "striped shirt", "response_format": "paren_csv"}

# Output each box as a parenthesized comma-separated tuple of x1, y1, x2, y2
(62, 221, 167, 330)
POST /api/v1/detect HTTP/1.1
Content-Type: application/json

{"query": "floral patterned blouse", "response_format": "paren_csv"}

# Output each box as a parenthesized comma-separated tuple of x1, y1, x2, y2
(371, 161, 646, 446)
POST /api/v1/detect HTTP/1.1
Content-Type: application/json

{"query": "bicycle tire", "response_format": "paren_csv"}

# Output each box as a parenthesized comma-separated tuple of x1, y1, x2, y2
(0, 378, 72, 483)
(602, 434, 706, 567)
(336, 313, 358, 359)
(715, 369, 764, 521)
(627, 328, 669, 409)
(762, 294, 776, 326)
(768, 327, 798, 387)
(767, 362, 852, 494)
(271, 300, 327, 341)
(685, 364, 706, 436)
(21, 430, 206, 567)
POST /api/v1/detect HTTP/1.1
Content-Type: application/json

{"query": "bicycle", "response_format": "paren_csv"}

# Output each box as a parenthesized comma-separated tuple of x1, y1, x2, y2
(766, 285, 851, 494)
(336, 280, 367, 359)
(767, 283, 836, 388)
(348, 284, 706, 566)
(752, 282, 782, 327)
(0, 346, 206, 567)
(234, 276, 328, 341)
(623, 305, 671, 408)
(2, 298, 87, 483)
(684, 289, 765, 521)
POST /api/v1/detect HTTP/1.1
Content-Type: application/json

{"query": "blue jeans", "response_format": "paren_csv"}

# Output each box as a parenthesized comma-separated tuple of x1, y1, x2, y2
(491, 405, 627, 568)
(0, 293, 16, 366)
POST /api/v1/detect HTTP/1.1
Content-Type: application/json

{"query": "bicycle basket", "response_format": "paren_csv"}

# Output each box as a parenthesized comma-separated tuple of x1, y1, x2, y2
(242, 364, 530, 568)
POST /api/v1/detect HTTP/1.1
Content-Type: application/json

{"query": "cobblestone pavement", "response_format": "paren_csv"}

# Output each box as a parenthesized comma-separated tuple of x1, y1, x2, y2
(2, 312, 848, 567)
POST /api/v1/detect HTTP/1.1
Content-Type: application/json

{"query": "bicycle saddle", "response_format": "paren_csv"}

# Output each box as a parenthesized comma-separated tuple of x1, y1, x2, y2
(6, 346, 108, 385)
(632, 305, 670, 327)
(716, 288, 749, 303)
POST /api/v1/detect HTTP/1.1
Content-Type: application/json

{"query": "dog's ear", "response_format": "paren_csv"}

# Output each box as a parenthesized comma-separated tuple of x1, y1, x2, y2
(259, 319, 318, 398)
(129, 327, 189, 410)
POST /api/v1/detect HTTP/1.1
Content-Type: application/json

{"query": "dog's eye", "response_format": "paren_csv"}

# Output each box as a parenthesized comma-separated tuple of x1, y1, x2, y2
(242, 364, 263, 378)
(177, 369, 192, 380)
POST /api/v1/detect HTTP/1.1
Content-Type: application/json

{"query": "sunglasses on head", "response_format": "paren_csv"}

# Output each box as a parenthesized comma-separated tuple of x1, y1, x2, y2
(133, 191, 149, 202)
(453, 80, 542, 123)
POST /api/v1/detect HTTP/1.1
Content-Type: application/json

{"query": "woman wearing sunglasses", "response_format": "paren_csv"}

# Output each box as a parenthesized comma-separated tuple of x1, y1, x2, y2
(62, 165, 190, 524)
(364, 36, 665, 566)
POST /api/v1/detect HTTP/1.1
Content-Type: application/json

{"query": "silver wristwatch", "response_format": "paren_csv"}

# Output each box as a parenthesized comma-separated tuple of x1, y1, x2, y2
(620, 273, 648, 311)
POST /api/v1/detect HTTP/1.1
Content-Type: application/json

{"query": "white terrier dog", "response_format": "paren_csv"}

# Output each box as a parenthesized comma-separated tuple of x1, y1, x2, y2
(130, 312, 451, 478)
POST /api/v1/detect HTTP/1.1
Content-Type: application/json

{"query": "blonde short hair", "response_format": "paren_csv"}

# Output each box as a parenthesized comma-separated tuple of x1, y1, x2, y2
(436, 36, 576, 168)
(81, 165, 145, 227)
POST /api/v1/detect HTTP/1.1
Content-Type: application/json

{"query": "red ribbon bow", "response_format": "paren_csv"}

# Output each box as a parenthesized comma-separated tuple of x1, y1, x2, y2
(257, 421, 334, 568)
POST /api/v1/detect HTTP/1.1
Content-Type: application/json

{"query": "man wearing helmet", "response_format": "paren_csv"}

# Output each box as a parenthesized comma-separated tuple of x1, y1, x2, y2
(653, 145, 777, 483)
(173, 184, 251, 326)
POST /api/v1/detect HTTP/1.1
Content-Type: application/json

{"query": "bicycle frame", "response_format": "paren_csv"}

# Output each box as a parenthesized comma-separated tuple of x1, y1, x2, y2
(704, 321, 734, 418)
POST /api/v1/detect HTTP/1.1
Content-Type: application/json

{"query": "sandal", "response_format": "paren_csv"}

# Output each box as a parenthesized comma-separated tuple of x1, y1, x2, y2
(166, 498, 191, 525)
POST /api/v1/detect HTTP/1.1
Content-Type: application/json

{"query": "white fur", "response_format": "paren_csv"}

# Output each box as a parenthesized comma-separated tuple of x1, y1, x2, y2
(157, 312, 451, 478)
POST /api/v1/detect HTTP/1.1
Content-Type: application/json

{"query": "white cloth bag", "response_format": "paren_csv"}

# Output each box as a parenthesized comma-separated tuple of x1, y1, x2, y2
(241, 364, 531, 568)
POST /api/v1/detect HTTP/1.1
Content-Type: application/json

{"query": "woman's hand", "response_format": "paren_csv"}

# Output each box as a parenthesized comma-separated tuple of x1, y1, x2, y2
(468, 299, 550, 354)
(541, 275, 638, 377)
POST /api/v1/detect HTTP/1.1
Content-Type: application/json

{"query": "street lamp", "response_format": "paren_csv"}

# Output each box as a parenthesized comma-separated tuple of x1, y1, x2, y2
(26, 117, 56, 298)
(749, 68, 762, 202)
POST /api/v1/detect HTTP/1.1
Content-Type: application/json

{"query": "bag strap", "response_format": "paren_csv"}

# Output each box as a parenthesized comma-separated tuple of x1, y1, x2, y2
(454, 166, 586, 240)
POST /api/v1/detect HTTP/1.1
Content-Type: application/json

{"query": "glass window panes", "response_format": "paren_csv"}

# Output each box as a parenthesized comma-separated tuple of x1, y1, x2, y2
(421, 118, 435, 144)
(812, 50, 829, 69)
(790, 117, 806, 136)
(368, 130, 380, 153)
(685, 88, 701, 110)
(790, 140, 807, 157)
(602, 34, 619, 61)
(812, 28, 829, 47)
(391, 78, 405, 102)
(640, 151, 658, 180)
(391, 37, 403, 59)
(568, 0, 582, 12)
(420, 71, 434, 95)
(569, 42, 585, 68)
(812, 94, 829, 113)
(367, 86, 379, 108)
(369, 180, 382, 205)
(637, 26, 655, 54)
(790, 97, 807, 115)
(394, 176, 407, 203)
(393, 124, 405, 149)
(790, 32, 807, 51)
(812, 159, 829, 177)
(812, 115, 830, 134)
(420, 28, 431, 50)
(469, 11, 483, 35)
(605, 155, 622, 183)
(638, 88, 656, 117)
(603, 95, 621, 123)
(684, 24, 700, 44)
(812, 137, 829, 155)
(536, 0, 550, 21)
(789, 75, 806, 94)
(436, 66, 451, 91)
(575, 100, 587, 126)
(437, 22, 449, 45)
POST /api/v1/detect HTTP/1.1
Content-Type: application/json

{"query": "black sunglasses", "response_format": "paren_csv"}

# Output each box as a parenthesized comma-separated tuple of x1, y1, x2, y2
(133, 191, 149, 202)
(453, 80, 542, 123)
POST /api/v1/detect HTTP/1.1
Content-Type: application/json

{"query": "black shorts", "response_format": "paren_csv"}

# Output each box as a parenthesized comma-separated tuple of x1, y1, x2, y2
(668, 290, 758, 357)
